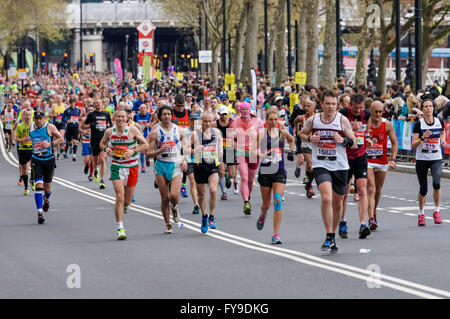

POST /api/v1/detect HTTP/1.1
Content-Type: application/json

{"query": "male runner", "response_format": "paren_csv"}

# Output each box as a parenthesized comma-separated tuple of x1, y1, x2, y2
(83, 98, 112, 189)
(29, 111, 64, 224)
(62, 98, 81, 161)
(146, 106, 187, 234)
(191, 111, 223, 233)
(100, 109, 148, 240)
(339, 93, 372, 239)
(15, 109, 33, 195)
(366, 101, 398, 230)
(300, 89, 356, 253)
(1, 101, 16, 151)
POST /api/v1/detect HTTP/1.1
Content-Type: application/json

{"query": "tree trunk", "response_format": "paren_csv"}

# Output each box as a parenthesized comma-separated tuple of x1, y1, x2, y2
(275, 0, 287, 86)
(305, 0, 319, 86)
(421, 45, 433, 89)
(267, 20, 277, 81)
(321, 0, 336, 88)
(211, 43, 220, 85)
(355, 0, 373, 86)
(297, 0, 307, 73)
(376, 48, 389, 93)
(241, 0, 260, 85)
(233, 2, 248, 79)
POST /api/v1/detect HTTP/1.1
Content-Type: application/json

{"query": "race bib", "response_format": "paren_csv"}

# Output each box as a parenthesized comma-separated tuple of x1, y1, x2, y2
(264, 148, 282, 163)
(317, 142, 337, 161)
(223, 137, 233, 149)
(112, 144, 128, 158)
(161, 141, 177, 157)
(354, 130, 365, 147)
(55, 115, 63, 123)
(367, 144, 383, 158)
(203, 145, 217, 161)
(33, 141, 47, 155)
(96, 120, 107, 131)
(422, 138, 439, 152)
(70, 116, 79, 124)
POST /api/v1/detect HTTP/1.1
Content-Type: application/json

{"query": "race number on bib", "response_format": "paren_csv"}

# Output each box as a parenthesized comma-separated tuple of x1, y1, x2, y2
(422, 138, 439, 152)
(367, 144, 383, 158)
(113, 145, 128, 158)
(317, 142, 337, 160)
(96, 120, 107, 131)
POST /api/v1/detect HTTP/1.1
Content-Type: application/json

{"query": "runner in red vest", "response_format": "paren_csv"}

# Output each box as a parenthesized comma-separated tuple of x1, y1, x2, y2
(366, 101, 398, 230)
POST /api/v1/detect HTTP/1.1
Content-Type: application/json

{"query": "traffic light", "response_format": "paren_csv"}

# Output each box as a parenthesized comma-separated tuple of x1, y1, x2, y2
(163, 54, 168, 59)
(85, 58, 90, 66)
(89, 52, 94, 65)
(63, 52, 68, 68)
(180, 54, 185, 59)
(186, 54, 191, 59)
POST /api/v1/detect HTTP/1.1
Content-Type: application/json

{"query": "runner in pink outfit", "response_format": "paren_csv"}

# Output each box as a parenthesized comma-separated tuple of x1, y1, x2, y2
(229, 101, 264, 215)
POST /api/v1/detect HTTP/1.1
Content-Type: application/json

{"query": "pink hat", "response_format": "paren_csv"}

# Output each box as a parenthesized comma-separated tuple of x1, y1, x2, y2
(239, 101, 251, 110)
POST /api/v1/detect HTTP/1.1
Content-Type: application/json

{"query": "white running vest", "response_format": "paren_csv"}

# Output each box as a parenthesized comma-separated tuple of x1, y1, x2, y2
(415, 117, 442, 161)
(311, 112, 349, 171)
(156, 123, 182, 162)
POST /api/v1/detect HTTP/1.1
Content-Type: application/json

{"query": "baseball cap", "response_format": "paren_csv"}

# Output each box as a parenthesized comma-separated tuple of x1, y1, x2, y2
(186, 93, 193, 97)
(189, 113, 199, 120)
(221, 93, 229, 100)
(243, 97, 252, 103)
(34, 111, 45, 118)
(275, 96, 283, 102)
(219, 105, 229, 115)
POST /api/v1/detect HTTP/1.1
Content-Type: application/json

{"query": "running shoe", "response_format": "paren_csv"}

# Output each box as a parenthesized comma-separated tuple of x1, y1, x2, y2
(165, 223, 173, 234)
(43, 199, 50, 213)
(93, 170, 99, 182)
(303, 176, 309, 185)
(221, 193, 227, 200)
(374, 211, 377, 224)
(124, 204, 129, 214)
(353, 192, 360, 201)
(84, 165, 89, 175)
(243, 201, 251, 215)
(117, 228, 127, 240)
(63, 153, 68, 159)
(306, 186, 315, 198)
(172, 206, 180, 223)
(330, 238, 338, 253)
(321, 238, 332, 251)
(272, 234, 282, 245)
(132, 196, 136, 203)
(30, 180, 35, 191)
(141, 167, 145, 173)
(99, 180, 106, 189)
(146, 158, 150, 167)
(349, 183, 355, 194)
(154, 180, 158, 189)
(225, 174, 231, 188)
(24, 189, 29, 195)
(38, 213, 45, 225)
(180, 185, 188, 198)
(295, 167, 301, 178)
(256, 215, 265, 230)
(338, 221, 348, 239)
(201, 214, 209, 233)
(209, 215, 217, 229)
(359, 224, 371, 239)
(418, 214, 426, 226)
(17, 179, 23, 186)
(72, 155, 76, 162)
(433, 211, 442, 224)
(369, 217, 378, 231)
(192, 205, 200, 215)
(233, 182, 239, 194)
(56, 153, 60, 160)
(88, 175, 93, 182)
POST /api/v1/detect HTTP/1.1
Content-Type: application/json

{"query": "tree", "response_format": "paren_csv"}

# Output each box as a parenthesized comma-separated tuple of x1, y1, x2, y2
(321, 0, 337, 88)
(305, 0, 319, 86)
(420, 1, 450, 88)
(295, 0, 307, 73)
(354, 0, 377, 86)
(232, 2, 248, 79)
(275, 0, 287, 85)
(0, 0, 67, 74)
(241, 0, 261, 84)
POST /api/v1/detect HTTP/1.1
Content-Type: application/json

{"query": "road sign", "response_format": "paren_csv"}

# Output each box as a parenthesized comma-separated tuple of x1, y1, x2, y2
(17, 69, 27, 79)
(295, 72, 307, 85)
(199, 50, 212, 63)
(137, 20, 155, 37)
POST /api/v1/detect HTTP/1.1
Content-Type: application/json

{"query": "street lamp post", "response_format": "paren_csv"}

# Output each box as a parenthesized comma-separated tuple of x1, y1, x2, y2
(264, 0, 268, 76)
(222, 0, 226, 75)
(287, 0, 292, 78)
(125, 34, 129, 76)
(415, 0, 422, 92)
(395, 0, 401, 81)
(336, 0, 342, 79)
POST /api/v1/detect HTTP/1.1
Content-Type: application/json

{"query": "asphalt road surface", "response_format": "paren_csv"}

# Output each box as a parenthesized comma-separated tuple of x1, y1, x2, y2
(1, 131, 450, 299)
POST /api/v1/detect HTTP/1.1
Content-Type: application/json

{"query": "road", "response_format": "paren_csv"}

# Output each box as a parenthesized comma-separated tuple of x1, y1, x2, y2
(1, 129, 450, 300)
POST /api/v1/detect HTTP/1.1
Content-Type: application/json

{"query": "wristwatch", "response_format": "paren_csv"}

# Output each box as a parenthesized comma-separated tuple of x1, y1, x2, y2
(390, 158, 397, 162)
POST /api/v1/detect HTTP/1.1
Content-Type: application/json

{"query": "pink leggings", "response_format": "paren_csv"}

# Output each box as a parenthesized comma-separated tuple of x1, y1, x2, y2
(237, 156, 259, 202)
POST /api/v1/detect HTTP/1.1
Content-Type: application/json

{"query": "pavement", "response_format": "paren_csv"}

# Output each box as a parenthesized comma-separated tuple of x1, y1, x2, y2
(1, 130, 450, 299)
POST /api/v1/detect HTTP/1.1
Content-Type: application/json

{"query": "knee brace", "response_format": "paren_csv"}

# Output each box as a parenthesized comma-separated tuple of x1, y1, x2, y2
(274, 192, 282, 211)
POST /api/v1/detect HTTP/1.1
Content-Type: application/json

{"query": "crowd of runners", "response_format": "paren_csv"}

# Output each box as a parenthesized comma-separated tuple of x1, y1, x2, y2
(0, 71, 448, 253)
